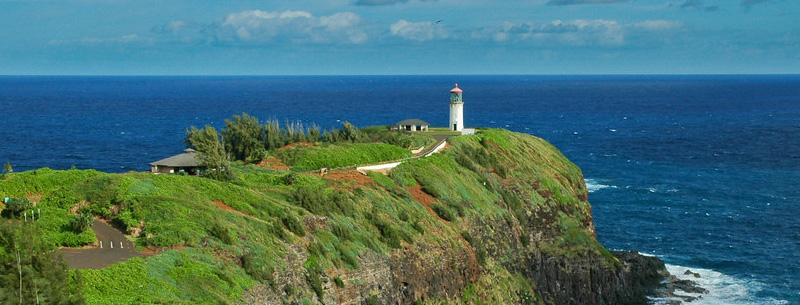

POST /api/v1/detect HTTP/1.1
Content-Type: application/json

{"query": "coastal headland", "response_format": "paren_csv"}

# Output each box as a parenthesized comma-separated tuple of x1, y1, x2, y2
(0, 123, 681, 304)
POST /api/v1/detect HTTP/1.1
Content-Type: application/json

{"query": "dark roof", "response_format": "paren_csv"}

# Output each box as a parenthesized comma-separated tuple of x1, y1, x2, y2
(396, 119, 429, 126)
(149, 148, 200, 167)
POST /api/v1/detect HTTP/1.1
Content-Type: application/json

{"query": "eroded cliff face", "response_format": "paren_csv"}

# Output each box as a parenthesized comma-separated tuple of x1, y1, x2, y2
(243, 129, 665, 305)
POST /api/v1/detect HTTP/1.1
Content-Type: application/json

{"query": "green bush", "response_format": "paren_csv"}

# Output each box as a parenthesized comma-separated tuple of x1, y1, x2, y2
(280, 213, 306, 237)
(4, 197, 33, 216)
(70, 211, 94, 233)
(333, 277, 345, 288)
(461, 231, 474, 246)
(208, 219, 236, 245)
(241, 252, 275, 287)
(291, 187, 354, 216)
(431, 202, 456, 222)
(304, 256, 325, 300)
(366, 295, 380, 305)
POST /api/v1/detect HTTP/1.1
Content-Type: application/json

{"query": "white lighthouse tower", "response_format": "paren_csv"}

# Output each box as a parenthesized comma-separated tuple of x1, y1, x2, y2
(449, 84, 464, 132)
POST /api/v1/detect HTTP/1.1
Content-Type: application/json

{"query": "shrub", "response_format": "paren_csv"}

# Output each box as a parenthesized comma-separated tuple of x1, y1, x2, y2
(4, 197, 33, 216)
(207, 219, 236, 245)
(411, 220, 425, 234)
(369, 214, 403, 249)
(398, 210, 409, 222)
(476, 245, 488, 266)
(332, 223, 353, 241)
(461, 231, 474, 246)
(241, 252, 275, 287)
(366, 295, 380, 305)
(336, 242, 359, 269)
(291, 187, 354, 216)
(333, 277, 345, 288)
(431, 202, 456, 221)
(70, 211, 94, 233)
(280, 213, 306, 237)
(304, 256, 324, 300)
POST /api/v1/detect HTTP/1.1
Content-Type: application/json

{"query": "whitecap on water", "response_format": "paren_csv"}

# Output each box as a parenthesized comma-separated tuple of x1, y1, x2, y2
(647, 263, 788, 305)
(585, 179, 617, 193)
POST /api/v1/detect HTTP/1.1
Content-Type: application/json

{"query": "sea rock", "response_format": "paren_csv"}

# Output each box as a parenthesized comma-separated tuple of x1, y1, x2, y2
(650, 269, 709, 304)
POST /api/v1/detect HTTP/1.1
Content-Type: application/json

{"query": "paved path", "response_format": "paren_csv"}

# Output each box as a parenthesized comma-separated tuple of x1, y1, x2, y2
(60, 219, 146, 269)
(357, 135, 450, 174)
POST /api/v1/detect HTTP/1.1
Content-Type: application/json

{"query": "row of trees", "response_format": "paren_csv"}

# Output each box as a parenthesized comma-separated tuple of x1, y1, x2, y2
(0, 222, 84, 304)
(185, 113, 370, 180)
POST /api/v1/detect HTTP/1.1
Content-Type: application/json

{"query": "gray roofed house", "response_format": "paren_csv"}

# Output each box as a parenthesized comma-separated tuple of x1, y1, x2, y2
(149, 148, 203, 175)
(396, 119, 429, 132)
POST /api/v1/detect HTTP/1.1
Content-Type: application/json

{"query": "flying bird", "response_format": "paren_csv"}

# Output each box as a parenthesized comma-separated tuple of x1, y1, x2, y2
(436, 20, 443, 25)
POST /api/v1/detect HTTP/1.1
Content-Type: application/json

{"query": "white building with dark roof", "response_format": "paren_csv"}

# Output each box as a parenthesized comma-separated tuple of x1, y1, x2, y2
(396, 119, 429, 132)
(149, 148, 203, 175)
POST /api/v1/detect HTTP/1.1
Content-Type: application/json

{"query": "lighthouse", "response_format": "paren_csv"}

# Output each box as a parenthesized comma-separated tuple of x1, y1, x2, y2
(449, 84, 464, 132)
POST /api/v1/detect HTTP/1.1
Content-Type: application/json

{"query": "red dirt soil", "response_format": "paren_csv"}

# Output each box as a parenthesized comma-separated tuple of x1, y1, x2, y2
(323, 170, 375, 190)
(257, 157, 291, 170)
(213, 200, 236, 212)
(407, 184, 446, 221)
(278, 142, 314, 150)
(212, 200, 256, 218)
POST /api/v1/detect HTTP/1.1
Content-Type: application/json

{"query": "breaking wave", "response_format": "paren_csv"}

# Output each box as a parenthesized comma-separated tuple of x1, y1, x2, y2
(648, 263, 788, 305)
(585, 179, 617, 193)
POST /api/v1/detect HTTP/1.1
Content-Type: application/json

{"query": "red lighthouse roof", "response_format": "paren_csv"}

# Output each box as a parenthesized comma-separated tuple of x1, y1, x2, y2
(450, 83, 463, 94)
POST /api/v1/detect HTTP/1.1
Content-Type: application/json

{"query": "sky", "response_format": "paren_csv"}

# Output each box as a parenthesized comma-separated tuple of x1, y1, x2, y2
(0, 0, 797, 75)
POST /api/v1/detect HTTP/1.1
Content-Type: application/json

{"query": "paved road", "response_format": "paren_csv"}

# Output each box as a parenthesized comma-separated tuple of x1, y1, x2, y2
(60, 219, 146, 269)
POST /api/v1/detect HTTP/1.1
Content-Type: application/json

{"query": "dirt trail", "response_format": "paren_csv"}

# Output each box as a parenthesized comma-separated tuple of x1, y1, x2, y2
(60, 219, 147, 269)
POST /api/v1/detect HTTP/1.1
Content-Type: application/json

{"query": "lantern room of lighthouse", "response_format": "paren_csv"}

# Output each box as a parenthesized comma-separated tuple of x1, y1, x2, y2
(449, 84, 464, 132)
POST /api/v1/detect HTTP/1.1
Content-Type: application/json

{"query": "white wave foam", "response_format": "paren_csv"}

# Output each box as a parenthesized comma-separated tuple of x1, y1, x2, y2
(585, 179, 617, 193)
(648, 264, 788, 305)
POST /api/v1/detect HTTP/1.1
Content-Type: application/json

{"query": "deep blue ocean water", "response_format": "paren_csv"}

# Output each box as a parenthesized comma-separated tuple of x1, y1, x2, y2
(1, 75, 798, 304)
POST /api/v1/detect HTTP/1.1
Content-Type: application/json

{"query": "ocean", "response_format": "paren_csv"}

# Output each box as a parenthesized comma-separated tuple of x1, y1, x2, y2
(1, 75, 798, 304)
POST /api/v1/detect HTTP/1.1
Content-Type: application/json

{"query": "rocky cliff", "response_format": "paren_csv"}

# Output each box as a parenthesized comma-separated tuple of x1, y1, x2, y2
(0, 128, 667, 305)
(242, 129, 667, 305)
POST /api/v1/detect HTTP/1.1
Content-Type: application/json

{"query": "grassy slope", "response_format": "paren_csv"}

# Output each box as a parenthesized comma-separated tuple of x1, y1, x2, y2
(0, 128, 612, 304)
(271, 142, 411, 170)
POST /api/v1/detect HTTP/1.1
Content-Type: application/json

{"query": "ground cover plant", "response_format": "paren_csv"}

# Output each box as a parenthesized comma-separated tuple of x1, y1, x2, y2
(0, 126, 618, 304)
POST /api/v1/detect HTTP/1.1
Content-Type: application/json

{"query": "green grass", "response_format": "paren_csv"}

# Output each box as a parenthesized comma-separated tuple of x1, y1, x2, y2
(0, 127, 619, 304)
(272, 142, 411, 170)
(81, 249, 256, 305)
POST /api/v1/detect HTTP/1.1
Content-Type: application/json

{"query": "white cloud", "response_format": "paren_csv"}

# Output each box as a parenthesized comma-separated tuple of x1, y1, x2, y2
(634, 20, 684, 31)
(473, 19, 685, 47)
(480, 19, 625, 46)
(389, 20, 448, 42)
(216, 10, 368, 44)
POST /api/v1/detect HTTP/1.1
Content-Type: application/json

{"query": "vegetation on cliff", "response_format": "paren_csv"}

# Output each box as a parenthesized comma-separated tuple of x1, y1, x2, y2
(0, 125, 648, 305)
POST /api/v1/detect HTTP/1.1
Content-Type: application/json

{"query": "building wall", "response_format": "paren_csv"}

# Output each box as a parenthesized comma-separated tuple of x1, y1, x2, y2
(450, 103, 464, 131)
(151, 166, 175, 174)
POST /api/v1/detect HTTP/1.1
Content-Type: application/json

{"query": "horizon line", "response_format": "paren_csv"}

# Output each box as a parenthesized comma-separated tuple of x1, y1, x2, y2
(1, 73, 799, 77)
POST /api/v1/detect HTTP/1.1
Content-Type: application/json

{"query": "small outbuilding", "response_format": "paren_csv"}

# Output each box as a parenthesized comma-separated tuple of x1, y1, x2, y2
(149, 148, 203, 175)
(396, 119, 429, 132)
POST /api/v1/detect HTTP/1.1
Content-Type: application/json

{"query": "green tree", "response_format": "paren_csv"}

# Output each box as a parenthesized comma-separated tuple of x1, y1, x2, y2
(222, 113, 264, 161)
(2, 198, 33, 218)
(2, 162, 11, 174)
(264, 120, 285, 151)
(0, 222, 85, 304)
(306, 125, 320, 143)
(185, 125, 235, 181)
(322, 122, 367, 144)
